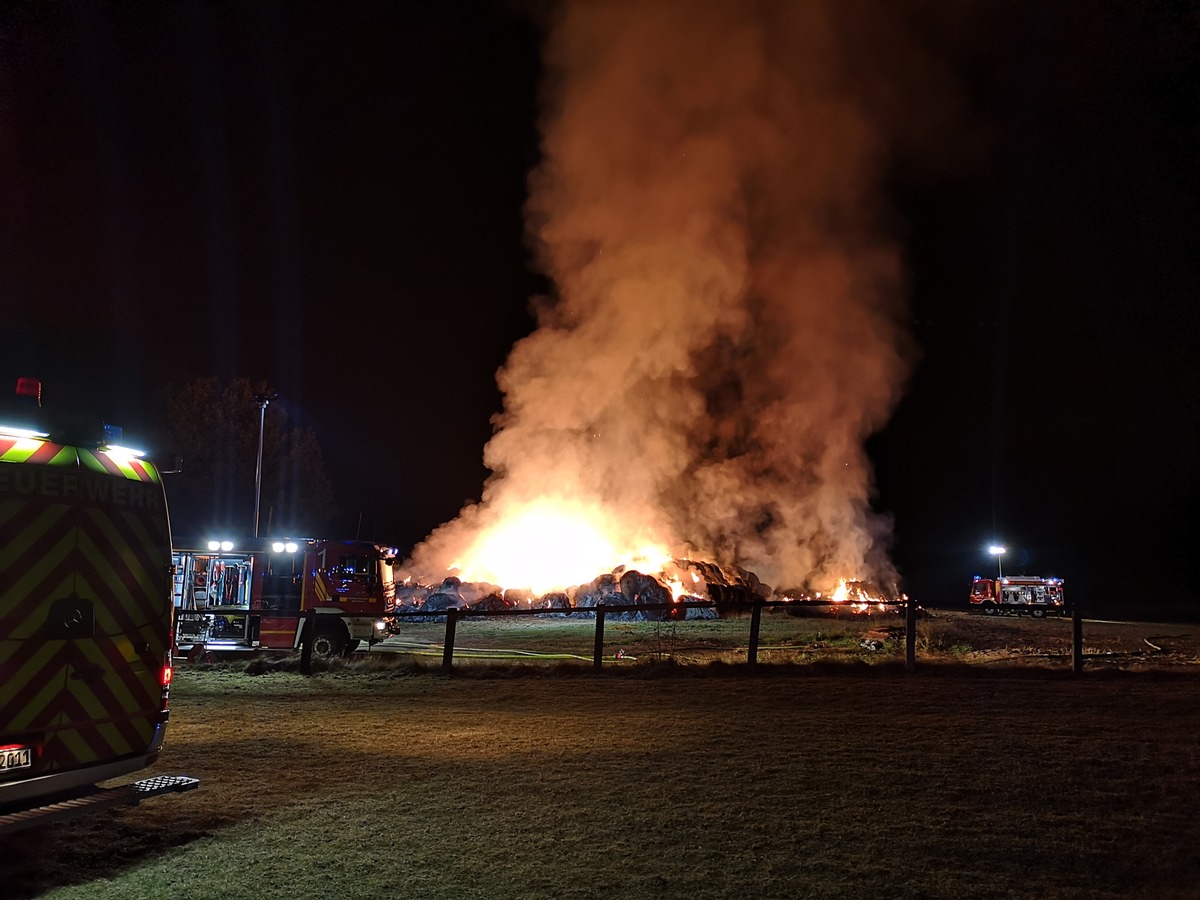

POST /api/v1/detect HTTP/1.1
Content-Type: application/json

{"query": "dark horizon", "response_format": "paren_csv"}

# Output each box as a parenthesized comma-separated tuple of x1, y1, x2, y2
(2, 1, 1196, 617)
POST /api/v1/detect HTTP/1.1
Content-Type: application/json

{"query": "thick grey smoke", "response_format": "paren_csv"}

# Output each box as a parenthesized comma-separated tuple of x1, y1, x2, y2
(406, 0, 969, 592)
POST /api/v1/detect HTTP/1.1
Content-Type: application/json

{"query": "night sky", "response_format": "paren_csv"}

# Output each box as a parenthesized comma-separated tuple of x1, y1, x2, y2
(2, 1, 1197, 617)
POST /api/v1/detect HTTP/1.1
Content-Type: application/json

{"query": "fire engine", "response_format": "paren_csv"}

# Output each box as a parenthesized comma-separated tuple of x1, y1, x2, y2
(172, 538, 398, 658)
(0, 378, 197, 834)
(969, 575, 1066, 617)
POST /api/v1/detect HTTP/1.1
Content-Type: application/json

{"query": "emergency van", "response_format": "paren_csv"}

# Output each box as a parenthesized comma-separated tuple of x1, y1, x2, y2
(0, 378, 196, 834)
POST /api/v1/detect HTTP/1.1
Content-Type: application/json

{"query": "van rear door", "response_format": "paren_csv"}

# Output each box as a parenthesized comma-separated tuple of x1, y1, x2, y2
(0, 439, 172, 789)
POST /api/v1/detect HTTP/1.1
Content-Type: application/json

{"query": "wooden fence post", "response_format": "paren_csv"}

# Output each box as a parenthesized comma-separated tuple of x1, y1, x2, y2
(905, 596, 917, 673)
(593, 607, 607, 669)
(300, 608, 315, 676)
(747, 601, 762, 667)
(1071, 601, 1084, 675)
(442, 608, 458, 672)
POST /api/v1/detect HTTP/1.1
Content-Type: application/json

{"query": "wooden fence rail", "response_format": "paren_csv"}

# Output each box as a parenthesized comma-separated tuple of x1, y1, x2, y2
(388, 597, 922, 674)
(188, 597, 1087, 676)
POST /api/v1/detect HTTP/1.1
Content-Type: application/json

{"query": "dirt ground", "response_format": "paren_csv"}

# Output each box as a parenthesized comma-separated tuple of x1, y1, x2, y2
(1, 611, 1198, 899)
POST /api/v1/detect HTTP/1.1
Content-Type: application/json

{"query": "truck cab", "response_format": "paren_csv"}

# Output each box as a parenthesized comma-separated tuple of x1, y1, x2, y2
(173, 537, 397, 658)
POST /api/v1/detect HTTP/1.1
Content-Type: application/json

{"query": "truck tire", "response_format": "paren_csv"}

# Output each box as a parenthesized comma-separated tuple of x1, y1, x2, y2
(981, 601, 998, 616)
(345, 639, 361, 654)
(310, 623, 348, 658)
(1030, 607, 1046, 618)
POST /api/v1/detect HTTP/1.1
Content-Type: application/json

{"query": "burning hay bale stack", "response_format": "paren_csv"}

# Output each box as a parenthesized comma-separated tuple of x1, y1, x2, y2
(536, 592, 572, 612)
(575, 568, 715, 621)
(772, 580, 905, 617)
(389, 559, 773, 623)
(664, 559, 770, 614)
(616, 570, 674, 620)
(572, 573, 625, 611)
(394, 580, 431, 611)
(422, 578, 465, 612)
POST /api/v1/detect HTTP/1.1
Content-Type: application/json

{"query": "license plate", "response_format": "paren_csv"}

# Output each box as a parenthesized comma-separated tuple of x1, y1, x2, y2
(0, 746, 32, 772)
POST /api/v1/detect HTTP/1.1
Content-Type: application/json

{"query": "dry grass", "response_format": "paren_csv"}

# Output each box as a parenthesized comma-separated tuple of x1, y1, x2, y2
(3, 613, 1199, 899)
(369, 608, 1200, 671)
(377, 610, 907, 669)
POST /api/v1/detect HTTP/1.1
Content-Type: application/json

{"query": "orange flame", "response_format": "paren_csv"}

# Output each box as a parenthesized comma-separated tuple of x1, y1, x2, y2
(451, 498, 672, 596)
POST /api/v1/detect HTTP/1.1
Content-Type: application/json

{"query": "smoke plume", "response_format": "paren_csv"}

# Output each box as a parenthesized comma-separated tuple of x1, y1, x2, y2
(406, 0, 968, 593)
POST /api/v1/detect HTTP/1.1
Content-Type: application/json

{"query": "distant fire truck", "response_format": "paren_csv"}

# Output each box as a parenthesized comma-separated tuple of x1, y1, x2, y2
(172, 538, 398, 658)
(969, 575, 1065, 617)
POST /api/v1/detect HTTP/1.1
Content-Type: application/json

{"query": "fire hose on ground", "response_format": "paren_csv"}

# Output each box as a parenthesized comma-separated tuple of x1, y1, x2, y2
(382, 640, 592, 661)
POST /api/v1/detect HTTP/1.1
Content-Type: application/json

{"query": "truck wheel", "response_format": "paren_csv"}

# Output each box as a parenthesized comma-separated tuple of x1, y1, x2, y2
(1030, 607, 1046, 618)
(345, 639, 361, 654)
(310, 625, 348, 658)
(981, 602, 998, 616)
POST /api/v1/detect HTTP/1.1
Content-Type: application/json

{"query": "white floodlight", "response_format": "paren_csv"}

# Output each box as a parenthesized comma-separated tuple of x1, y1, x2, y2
(101, 443, 146, 459)
(0, 425, 50, 440)
(988, 545, 1006, 579)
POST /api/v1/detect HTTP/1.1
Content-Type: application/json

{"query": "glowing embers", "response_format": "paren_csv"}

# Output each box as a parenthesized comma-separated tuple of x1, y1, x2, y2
(394, 553, 770, 625)
(777, 578, 901, 615)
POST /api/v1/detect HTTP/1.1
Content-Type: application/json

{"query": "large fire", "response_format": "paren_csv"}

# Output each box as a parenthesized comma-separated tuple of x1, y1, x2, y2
(397, 502, 898, 616)
(398, 2, 952, 604)
(448, 499, 672, 597)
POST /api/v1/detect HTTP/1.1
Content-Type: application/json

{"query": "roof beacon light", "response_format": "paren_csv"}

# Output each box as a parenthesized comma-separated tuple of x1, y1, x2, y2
(3, 378, 46, 435)
(15, 377, 42, 406)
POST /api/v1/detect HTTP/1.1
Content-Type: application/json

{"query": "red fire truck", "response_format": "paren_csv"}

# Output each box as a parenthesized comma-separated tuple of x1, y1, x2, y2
(1, 378, 197, 834)
(969, 575, 1066, 617)
(172, 538, 398, 658)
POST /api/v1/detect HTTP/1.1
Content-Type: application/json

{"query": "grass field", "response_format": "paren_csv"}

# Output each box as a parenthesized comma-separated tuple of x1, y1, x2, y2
(368, 607, 1200, 671)
(2, 613, 1198, 899)
(377, 609, 898, 666)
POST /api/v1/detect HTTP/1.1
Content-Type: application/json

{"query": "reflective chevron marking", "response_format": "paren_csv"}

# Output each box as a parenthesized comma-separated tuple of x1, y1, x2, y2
(0, 438, 76, 466)
(0, 641, 66, 731)
(1, 443, 171, 776)
(76, 449, 161, 484)
(314, 573, 333, 604)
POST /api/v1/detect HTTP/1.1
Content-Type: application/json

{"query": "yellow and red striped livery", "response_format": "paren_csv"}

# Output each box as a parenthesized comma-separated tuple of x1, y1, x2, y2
(0, 428, 175, 818)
